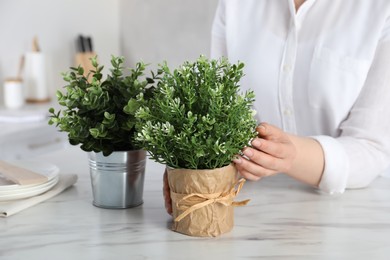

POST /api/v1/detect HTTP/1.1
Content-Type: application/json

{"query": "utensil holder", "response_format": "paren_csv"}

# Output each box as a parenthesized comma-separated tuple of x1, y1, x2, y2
(75, 52, 96, 79)
(24, 52, 50, 103)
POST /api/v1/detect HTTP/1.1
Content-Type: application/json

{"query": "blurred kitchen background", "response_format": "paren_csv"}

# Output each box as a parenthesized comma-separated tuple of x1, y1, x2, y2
(0, 0, 218, 97)
(0, 0, 218, 159)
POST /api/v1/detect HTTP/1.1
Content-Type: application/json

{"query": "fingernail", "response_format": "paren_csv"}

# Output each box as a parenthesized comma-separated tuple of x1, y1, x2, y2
(257, 124, 266, 135)
(251, 138, 261, 148)
(232, 155, 242, 164)
(243, 148, 253, 157)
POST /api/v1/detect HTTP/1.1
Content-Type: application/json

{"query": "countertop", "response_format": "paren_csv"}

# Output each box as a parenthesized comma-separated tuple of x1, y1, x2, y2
(0, 103, 67, 160)
(1, 145, 390, 260)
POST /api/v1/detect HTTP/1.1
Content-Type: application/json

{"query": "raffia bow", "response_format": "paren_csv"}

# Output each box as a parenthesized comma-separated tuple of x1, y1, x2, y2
(171, 178, 250, 222)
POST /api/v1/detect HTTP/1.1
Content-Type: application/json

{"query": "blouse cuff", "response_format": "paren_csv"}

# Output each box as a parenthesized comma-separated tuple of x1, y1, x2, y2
(311, 135, 350, 195)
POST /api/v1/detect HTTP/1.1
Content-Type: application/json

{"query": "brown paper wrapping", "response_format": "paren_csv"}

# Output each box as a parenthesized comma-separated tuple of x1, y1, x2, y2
(167, 164, 249, 237)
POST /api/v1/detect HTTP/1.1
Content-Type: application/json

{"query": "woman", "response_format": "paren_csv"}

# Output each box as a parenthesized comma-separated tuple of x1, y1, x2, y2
(164, 0, 390, 213)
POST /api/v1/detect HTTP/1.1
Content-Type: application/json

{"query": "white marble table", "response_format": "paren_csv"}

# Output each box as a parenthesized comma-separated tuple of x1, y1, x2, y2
(1, 145, 390, 260)
(0, 103, 67, 160)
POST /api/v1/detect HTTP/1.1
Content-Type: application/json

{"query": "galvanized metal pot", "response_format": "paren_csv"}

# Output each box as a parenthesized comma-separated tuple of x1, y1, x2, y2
(88, 150, 146, 209)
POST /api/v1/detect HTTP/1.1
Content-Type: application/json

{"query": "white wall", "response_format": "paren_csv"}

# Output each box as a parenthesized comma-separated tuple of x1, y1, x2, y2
(0, 0, 120, 103)
(119, 0, 218, 70)
(0, 0, 219, 104)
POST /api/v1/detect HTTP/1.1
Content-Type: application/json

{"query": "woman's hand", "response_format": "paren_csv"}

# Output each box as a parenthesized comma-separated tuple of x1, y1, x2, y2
(233, 123, 297, 180)
(163, 169, 173, 215)
(162, 122, 324, 214)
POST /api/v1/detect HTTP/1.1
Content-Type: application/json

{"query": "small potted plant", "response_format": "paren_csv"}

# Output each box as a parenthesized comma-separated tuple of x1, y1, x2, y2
(135, 56, 257, 237)
(48, 55, 154, 209)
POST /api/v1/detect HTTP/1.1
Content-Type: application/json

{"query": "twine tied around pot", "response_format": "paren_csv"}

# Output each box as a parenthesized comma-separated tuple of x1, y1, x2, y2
(171, 178, 250, 222)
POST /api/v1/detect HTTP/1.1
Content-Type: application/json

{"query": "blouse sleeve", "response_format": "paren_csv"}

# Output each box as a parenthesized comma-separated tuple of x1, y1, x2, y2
(314, 18, 390, 194)
(210, 0, 228, 59)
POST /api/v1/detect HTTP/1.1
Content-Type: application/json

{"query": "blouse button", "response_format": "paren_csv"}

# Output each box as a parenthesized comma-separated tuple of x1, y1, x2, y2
(283, 64, 292, 72)
(284, 108, 292, 116)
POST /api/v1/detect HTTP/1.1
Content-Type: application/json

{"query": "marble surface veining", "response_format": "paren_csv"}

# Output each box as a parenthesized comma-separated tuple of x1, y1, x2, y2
(1, 145, 390, 260)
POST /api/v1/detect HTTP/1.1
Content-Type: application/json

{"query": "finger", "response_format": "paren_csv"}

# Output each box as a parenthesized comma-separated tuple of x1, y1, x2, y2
(163, 170, 173, 215)
(250, 137, 286, 159)
(242, 146, 286, 172)
(165, 197, 172, 215)
(233, 154, 276, 178)
(238, 169, 262, 181)
(256, 123, 286, 142)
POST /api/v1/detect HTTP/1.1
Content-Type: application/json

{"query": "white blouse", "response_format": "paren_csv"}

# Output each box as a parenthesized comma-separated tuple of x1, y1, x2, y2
(211, 0, 390, 194)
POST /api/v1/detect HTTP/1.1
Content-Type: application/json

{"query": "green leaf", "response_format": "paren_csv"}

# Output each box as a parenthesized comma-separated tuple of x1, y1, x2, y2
(90, 56, 98, 67)
(89, 128, 99, 138)
(124, 98, 140, 115)
(135, 55, 257, 169)
(77, 66, 84, 75)
(48, 54, 154, 154)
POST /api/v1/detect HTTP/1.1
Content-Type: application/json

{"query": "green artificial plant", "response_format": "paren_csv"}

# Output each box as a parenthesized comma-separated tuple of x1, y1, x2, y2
(134, 55, 257, 169)
(48, 55, 154, 156)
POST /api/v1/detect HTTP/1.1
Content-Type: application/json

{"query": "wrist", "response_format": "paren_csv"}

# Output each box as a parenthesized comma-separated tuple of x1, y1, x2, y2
(286, 135, 324, 187)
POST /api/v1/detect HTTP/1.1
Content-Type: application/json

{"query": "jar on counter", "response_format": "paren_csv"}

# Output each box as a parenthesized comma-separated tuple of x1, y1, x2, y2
(3, 78, 25, 109)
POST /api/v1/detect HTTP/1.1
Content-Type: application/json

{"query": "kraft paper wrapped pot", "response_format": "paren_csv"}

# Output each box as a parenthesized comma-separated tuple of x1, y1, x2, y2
(167, 164, 249, 237)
